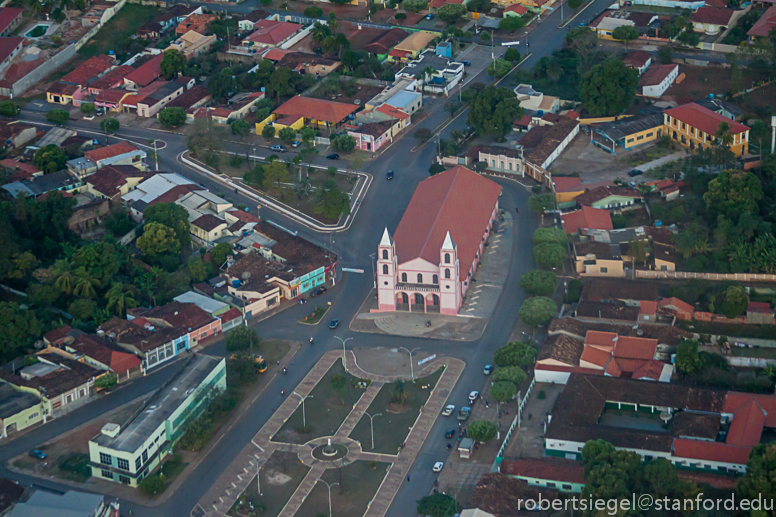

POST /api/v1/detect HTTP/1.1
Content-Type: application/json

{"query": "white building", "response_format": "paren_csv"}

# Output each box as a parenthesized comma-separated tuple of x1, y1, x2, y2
(396, 50, 464, 97)
(639, 64, 679, 99)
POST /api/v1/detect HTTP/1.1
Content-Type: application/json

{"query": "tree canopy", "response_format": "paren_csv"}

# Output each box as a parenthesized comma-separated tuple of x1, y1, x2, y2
(676, 339, 700, 375)
(468, 420, 498, 443)
(518, 296, 557, 326)
(487, 58, 512, 78)
(46, 109, 69, 125)
(519, 270, 557, 296)
(438, 3, 467, 22)
(332, 134, 356, 153)
(579, 59, 638, 117)
(225, 325, 260, 352)
(403, 0, 428, 12)
(160, 49, 187, 80)
(533, 242, 567, 269)
(314, 180, 351, 219)
(467, 86, 524, 141)
(492, 365, 527, 386)
(137, 222, 181, 258)
(703, 170, 763, 221)
(533, 227, 567, 246)
(100, 118, 120, 133)
(489, 380, 517, 402)
(143, 203, 192, 250)
(33, 145, 68, 173)
(611, 25, 639, 44)
(159, 107, 187, 127)
(528, 194, 557, 214)
(416, 494, 459, 517)
(499, 16, 525, 31)
(721, 285, 748, 318)
(493, 341, 537, 367)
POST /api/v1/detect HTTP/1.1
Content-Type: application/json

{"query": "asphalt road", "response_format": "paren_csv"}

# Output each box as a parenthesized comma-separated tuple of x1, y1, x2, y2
(2, 2, 621, 511)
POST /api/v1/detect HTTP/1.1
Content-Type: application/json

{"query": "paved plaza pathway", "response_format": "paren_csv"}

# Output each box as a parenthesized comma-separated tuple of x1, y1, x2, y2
(193, 350, 464, 517)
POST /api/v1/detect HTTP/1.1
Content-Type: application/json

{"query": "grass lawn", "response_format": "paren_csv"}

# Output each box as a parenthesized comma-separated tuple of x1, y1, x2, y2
(348, 368, 443, 455)
(56, 453, 92, 483)
(160, 454, 188, 483)
(272, 359, 365, 444)
(294, 460, 391, 517)
(228, 451, 310, 517)
(262, 340, 292, 365)
(298, 305, 329, 325)
(79, 4, 160, 59)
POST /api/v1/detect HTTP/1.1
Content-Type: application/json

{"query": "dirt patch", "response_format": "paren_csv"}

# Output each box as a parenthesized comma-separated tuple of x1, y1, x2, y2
(386, 402, 411, 414)
(265, 471, 293, 485)
(734, 82, 776, 117)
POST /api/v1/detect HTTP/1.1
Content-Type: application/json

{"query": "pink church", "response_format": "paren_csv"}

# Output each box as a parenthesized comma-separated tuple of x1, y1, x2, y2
(376, 166, 502, 315)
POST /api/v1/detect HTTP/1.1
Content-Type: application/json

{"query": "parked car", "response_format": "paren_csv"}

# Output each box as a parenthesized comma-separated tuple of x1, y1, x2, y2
(270, 145, 287, 152)
(483, 364, 493, 375)
(291, 140, 302, 148)
(433, 461, 444, 473)
(329, 318, 340, 329)
(28, 450, 47, 460)
(462, 60, 471, 66)
(327, 153, 339, 160)
(469, 391, 480, 404)
(310, 286, 327, 297)
(457, 407, 471, 421)
(628, 169, 643, 177)
(425, 13, 434, 19)
(445, 428, 456, 439)
(442, 404, 456, 416)
(386, 170, 394, 180)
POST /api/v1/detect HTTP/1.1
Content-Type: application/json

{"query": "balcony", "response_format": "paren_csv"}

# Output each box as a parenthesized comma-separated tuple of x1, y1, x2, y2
(397, 282, 439, 292)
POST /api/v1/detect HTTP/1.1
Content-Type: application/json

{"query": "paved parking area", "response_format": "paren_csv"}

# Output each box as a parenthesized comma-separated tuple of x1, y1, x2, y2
(501, 383, 563, 459)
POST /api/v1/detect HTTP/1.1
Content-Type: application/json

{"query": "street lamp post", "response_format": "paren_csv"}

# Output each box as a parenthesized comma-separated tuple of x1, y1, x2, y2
(291, 392, 313, 428)
(369, 252, 376, 289)
(398, 347, 421, 381)
(333, 336, 353, 370)
(317, 479, 340, 517)
(364, 411, 382, 450)
(248, 457, 262, 496)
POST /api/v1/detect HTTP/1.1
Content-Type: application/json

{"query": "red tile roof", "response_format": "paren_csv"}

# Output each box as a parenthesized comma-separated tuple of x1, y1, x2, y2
(273, 96, 358, 124)
(148, 184, 202, 206)
(724, 392, 776, 428)
(504, 3, 529, 14)
(363, 28, 408, 54)
(558, 179, 615, 194)
(96, 89, 132, 105)
(124, 53, 163, 87)
(246, 19, 301, 45)
(1, 159, 40, 178)
(392, 166, 501, 278)
(44, 325, 72, 344)
(639, 300, 658, 315)
(0, 37, 23, 66)
(748, 6, 776, 37)
(388, 49, 411, 59)
(144, 301, 217, 332)
(89, 65, 135, 91)
(376, 104, 410, 121)
(580, 346, 610, 368)
(0, 7, 23, 34)
(747, 301, 773, 314)
(665, 102, 749, 136)
(622, 50, 652, 69)
(219, 307, 243, 324)
(552, 176, 582, 192)
(672, 439, 751, 465)
(564, 110, 580, 120)
(263, 48, 291, 61)
(561, 206, 613, 234)
(614, 336, 658, 361)
(85, 141, 140, 163)
(500, 458, 585, 484)
(227, 210, 260, 223)
(632, 359, 665, 380)
(585, 331, 617, 349)
(639, 64, 678, 87)
(61, 55, 113, 85)
(727, 399, 766, 447)
(658, 297, 695, 315)
(691, 6, 734, 26)
(69, 335, 141, 375)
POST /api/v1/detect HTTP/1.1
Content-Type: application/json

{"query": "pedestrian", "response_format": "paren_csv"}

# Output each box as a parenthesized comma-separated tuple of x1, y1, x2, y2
(407, 475, 411, 482)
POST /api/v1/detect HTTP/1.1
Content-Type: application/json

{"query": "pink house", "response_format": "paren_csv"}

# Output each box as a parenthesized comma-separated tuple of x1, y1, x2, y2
(376, 166, 501, 315)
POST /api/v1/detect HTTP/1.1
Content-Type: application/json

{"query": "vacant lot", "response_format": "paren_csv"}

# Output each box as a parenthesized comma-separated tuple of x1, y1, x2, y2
(272, 359, 365, 444)
(349, 368, 443, 455)
(79, 4, 160, 59)
(295, 460, 391, 517)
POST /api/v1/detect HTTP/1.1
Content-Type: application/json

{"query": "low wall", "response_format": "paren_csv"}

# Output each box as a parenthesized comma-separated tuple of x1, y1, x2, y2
(728, 356, 776, 368)
(636, 270, 776, 282)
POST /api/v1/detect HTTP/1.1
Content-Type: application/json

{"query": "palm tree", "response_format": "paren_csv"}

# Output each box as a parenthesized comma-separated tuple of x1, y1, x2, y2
(60, 0, 75, 24)
(416, 66, 434, 94)
(73, 276, 97, 299)
(715, 121, 734, 170)
(311, 22, 330, 42)
(55, 270, 73, 295)
(327, 12, 338, 33)
(106, 283, 137, 317)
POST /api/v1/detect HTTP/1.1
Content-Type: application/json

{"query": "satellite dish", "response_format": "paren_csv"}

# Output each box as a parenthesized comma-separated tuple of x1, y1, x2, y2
(34, 340, 44, 349)
(636, 329, 644, 336)
(354, 99, 361, 105)
(659, 410, 672, 423)
(242, 271, 252, 279)
(63, 335, 75, 344)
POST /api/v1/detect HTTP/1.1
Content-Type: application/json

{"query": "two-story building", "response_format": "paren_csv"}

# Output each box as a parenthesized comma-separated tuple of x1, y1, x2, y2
(663, 102, 750, 156)
(84, 142, 147, 171)
(98, 317, 189, 373)
(88, 355, 225, 486)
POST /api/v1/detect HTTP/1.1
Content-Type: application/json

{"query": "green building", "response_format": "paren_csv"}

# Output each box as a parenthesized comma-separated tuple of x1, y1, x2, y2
(0, 381, 46, 439)
(88, 354, 226, 487)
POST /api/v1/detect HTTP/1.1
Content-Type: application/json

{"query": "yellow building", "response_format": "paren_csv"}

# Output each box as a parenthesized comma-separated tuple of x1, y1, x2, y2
(387, 31, 438, 62)
(592, 112, 664, 154)
(663, 103, 750, 156)
(0, 381, 46, 439)
(255, 96, 358, 135)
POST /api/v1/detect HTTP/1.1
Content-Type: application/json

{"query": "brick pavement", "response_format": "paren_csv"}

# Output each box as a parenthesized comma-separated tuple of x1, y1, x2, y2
(194, 350, 465, 517)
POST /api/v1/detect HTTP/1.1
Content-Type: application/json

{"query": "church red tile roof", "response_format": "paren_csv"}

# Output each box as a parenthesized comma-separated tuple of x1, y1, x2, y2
(392, 166, 501, 275)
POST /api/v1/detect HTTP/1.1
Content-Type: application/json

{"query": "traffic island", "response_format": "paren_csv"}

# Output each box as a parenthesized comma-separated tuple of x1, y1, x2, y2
(297, 305, 329, 325)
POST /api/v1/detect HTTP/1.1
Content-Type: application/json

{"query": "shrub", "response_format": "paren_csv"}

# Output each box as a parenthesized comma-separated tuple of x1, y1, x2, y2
(46, 109, 70, 125)
(159, 107, 187, 127)
(303, 6, 323, 17)
(80, 103, 95, 115)
(139, 474, 166, 495)
(262, 125, 276, 138)
(395, 12, 407, 19)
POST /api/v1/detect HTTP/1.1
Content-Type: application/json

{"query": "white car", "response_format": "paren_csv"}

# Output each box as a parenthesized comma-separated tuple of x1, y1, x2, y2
(433, 461, 444, 473)
(469, 391, 479, 404)
(442, 404, 455, 416)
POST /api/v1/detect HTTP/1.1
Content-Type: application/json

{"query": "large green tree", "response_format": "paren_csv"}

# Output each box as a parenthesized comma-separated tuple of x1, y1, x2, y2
(143, 203, 192, 249)
(489, 380, 517, 403)
(675, 339, 700, 375)
(721, 285, 748, 319)
(100, 118, 120, 133)
(314, 180, 351, 219)
(467, 86, 524, 141)
(416, 494, 459, 517)
(468, 420, 498, 443)
(225, 325, 260, 352)
(402, 0, 427, 12)
(533, 227, 567, 246)
(0, 302, 44, 361)
(438, 3, 467, 22)
(137, 222, 182, 258)
(611, 25, 639, 45)
(487, 58, 512, 77)
(160, 49, 187, 80)
(159, 107, 187, 127)
(46, 109, 70, 125)
(703, 170, 763, 221)
(493, 341, 537, 367)
(519, 270, 557, 296)
(579, 59, 638, 117)
(739, 444, 776, 505)
(518, 296, 557, 326)
(492, 365, 526, 386)
(533, 242, 567, 269)
(33, 145, 68, 173)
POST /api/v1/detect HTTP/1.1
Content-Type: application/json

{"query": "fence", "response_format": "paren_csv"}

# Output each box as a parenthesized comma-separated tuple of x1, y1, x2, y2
(636, 270, 776, 282)
(118, 224, 142, 246)
(493, 375, 536, 469)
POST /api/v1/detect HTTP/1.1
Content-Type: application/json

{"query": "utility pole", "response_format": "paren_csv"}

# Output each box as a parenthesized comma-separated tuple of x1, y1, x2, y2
(333, 336, 353, 370)
(153, 139, 158, 171)
(369, 252, 376, 289)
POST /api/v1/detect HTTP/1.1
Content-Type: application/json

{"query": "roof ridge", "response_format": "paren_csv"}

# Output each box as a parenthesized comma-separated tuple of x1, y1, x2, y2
(417, 168, 461, 264)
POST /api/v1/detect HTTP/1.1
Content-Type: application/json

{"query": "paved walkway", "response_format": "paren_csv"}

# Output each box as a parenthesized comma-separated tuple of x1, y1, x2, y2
(194, 350, 464, 517)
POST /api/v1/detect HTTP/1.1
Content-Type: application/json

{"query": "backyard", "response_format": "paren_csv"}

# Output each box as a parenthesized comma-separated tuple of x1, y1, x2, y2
(349, 368, 444, 455)
(228, 451, 310, 517)
(271, 359, 366, 444)
(78, 4, 161, 60)
(294, 460, 391, 517)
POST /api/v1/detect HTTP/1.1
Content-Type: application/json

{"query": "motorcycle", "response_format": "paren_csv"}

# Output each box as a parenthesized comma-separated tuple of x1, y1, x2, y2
(281, 389, 286, 396)
(425, 320, 431, 328)
(310, 337, 314, 345)
(283, 367, 287, 375)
